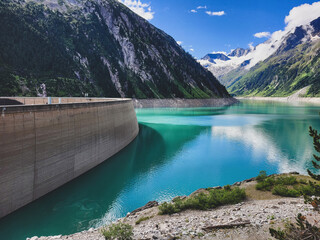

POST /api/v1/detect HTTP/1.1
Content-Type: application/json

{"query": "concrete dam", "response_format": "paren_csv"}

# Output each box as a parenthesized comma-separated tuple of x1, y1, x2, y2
(0, 97, 139, 219)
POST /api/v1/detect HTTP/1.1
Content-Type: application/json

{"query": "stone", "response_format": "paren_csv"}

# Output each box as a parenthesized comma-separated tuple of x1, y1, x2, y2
(130, 201, 159, 215)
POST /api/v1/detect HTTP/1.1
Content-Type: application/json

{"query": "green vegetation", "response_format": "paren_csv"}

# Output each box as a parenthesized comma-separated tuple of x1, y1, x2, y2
(158, 186, 246, 215)
(226, 39, 320, 97)
(0, 0, 228, 98)
(272, 185, 300, 198)
(101, 222, 133, 240)
(135, 216, 152, 225)
(270, 213, 320, 240)
(255, 171, 320, 197)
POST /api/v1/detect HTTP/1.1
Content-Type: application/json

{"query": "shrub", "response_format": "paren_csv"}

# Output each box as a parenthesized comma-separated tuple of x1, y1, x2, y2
(158, 202, 179, 215)
(298, 184, 316, 196)
(270, 213, 320, 240)
(256, 170, 267, 182)
(159, 187, 246, 215)
(256, 177, 275, 191)
(299, 179, 307, 185)
(275, 176, 297, 185)
(101, 222, 133, 240)
(255, 171, 300, 194)
(255, 171, 320, 198)
(272, 185, 300, 197)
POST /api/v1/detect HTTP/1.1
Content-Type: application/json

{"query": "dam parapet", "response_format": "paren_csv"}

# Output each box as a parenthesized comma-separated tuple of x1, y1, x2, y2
(0, 97, 139, 219)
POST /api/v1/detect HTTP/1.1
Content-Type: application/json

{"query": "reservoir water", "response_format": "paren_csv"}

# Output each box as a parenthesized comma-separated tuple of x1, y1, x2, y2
(1, 100, 320, 239)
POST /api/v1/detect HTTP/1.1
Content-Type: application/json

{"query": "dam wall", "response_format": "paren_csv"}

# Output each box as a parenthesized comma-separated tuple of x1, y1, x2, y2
(0, 98, 139, 218)
(133, 98, 238, 108)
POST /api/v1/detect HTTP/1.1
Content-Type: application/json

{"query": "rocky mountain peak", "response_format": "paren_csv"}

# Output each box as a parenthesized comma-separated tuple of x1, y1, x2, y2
(228, 48, 250, 57)
(202, 53, 231, 63)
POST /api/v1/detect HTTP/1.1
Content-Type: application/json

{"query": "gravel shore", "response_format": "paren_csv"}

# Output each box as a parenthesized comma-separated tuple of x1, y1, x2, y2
(237, 86, 320, 105)
(28, 197, 319, 240)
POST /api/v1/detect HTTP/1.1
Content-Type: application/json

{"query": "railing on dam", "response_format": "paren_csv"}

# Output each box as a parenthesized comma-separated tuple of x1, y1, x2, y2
(0, 97, 130, 106)
(0, 97, 139, 219)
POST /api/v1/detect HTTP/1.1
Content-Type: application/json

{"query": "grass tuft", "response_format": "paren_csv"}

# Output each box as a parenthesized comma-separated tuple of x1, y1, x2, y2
(135, 216, 152, 225)
(159, 187, 246, 215)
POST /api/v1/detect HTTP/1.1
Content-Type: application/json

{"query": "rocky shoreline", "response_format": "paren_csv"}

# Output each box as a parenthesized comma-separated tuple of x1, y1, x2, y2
(28, 173, 320, 240)
(236, 87, 320, 105)
(237, 96, 320, 104)
(133, 98, 238, 108)
(29, 197, 316, 240)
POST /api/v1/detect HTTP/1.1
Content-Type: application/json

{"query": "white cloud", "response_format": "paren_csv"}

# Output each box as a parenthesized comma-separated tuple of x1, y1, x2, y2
(177, 41, 183, 45)
(285, 2, 320, 32)
(190, 9, 197, 13)
(118, 0, 154, 20)
(206, 11, 226, 16)
(197, 6, 207, 9)
(211, 51, 228, 55)
(211, 125, 312, 174)
(254, 32, 271, 38)
(189, 48, 194, 52)
(248, 42, 254, 50)
(245, 1, 320, 68)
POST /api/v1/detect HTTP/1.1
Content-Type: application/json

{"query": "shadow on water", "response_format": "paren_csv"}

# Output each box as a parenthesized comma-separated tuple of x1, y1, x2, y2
(0, 123, 206, 240)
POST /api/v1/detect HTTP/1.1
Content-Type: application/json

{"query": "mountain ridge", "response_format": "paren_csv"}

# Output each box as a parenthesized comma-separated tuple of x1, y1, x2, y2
(200, 15, 320, 97)
(0, 0, 229, 99)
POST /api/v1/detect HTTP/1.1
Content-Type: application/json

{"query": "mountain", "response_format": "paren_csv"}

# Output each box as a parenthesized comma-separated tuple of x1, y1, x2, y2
(202, 53, 230, 63)
(199, 2, 320, 96)
(228, 48, 250, 58)
(198, 51, 248, 80)
(200, 4, 320, 97)
(228, 17, 320, 97)
(0, 0, 229, 99)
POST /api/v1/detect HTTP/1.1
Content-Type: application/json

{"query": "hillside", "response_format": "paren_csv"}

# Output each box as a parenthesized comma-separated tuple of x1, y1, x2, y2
(199, 7, 320, 97)
(0, 0, 229, 99)
(228, 17, 320, 97)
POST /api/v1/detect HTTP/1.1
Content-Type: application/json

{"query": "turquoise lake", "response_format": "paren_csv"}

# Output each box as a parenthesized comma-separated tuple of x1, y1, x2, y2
(1, 100, 320, 239)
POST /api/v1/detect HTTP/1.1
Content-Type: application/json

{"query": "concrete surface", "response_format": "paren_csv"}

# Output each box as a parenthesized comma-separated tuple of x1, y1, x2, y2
(0, 98, 139, 218)
(133, 98, 238, 108)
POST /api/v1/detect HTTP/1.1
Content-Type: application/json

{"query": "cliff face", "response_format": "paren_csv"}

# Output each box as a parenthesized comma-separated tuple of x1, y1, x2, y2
(0, 0, 229, 99)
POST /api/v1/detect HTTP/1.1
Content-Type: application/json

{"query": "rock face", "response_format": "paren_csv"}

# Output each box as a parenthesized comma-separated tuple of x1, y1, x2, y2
(202, 53, 231, 63)
(0, 0, 229, 99)
(228, 48, 250, 57)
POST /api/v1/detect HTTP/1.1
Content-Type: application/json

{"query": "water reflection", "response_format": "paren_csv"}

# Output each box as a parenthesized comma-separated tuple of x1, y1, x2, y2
(1, 101, 320, 240)
(211, 116, 320, 174)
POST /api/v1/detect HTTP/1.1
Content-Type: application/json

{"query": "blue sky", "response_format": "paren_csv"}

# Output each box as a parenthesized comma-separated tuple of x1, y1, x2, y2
(120, 0, 320, 58)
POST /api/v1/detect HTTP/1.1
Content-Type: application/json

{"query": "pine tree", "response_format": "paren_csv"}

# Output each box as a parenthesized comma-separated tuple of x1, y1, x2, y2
(308, 126, 320, 180)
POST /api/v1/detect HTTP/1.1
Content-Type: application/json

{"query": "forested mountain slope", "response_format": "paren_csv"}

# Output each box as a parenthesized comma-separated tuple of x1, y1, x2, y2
(0, 0, 229, 98)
